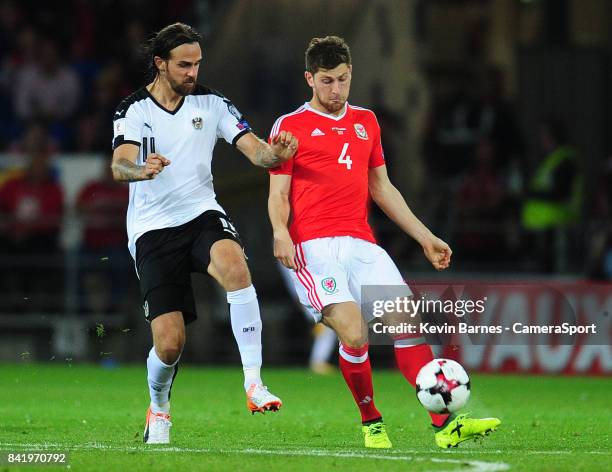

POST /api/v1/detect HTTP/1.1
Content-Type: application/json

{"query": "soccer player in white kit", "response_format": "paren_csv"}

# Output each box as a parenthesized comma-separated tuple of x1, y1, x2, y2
(268, 36, 500, 449)
(111, 23, 298, 444)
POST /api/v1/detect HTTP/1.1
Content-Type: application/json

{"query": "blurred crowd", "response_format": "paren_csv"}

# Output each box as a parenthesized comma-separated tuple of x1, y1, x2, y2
(0, 0, 197, 153)
(0, 0, 201, 314)
(0, 129, 132, 314)
(372, 63, 606, 278)
(418, 67, 588, 274)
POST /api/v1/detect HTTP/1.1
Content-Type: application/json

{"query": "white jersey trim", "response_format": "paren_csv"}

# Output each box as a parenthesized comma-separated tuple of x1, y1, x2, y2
(349, 104, 374, 113)
(303, 102, 347, 121)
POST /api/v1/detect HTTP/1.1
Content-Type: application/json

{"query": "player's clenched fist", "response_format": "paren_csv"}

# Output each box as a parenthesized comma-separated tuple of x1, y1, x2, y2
(271, 131, 298, 163)
(144, 153, 171, 179)
(423, 236, 452, 271)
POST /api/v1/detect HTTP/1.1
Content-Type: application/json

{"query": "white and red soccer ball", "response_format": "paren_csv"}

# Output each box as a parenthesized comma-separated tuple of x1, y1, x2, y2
(416, 359, 471, 414)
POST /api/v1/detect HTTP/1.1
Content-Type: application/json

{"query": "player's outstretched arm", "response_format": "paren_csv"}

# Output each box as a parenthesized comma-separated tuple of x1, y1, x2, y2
(268, 173, 296, 269)
(368, 165, 451, 270)
(111, 144, 171, 182)
(236, 131, 298, 169)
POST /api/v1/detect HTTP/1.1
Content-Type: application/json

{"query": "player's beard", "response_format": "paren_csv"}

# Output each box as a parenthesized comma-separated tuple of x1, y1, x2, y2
(324, 99, 346, 114)
(169, 76, 196, 96)
(318, 92, 347, 114)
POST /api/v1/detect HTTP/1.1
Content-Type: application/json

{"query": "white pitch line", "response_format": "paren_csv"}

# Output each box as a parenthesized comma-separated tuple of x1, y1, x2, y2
(430, 457, 509, 471)
(0, 443, 512, 470)
(0, 443, 606, 456)
(395, 449, 607, 456)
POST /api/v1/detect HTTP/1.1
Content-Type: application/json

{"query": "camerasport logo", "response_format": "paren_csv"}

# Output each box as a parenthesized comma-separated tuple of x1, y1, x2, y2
(321, 277, 338, 294)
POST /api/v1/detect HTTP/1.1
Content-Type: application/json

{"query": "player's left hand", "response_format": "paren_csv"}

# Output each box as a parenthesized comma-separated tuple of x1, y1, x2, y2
(270, 131, 298, 162)
(423, 236, 452, 271)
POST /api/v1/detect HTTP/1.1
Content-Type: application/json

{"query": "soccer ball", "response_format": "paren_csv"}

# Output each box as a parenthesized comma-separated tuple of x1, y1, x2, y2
(416, 359, 471, 414)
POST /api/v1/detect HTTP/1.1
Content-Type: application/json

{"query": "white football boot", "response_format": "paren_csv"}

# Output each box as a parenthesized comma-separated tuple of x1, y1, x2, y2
(246, 384, 282, 414)
(143, 407, 172, 444)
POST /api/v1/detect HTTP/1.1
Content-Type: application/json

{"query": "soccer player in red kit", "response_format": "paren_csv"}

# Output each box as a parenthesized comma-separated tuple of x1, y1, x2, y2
(268, 36, 500, 449)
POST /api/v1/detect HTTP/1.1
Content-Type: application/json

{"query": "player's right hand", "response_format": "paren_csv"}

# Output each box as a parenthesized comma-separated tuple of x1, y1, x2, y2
(143, 153, 171, 179)
(274, 232, 297, 269)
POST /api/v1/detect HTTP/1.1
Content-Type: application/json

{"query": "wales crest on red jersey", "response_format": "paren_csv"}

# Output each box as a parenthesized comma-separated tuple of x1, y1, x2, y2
(354, 123, 368, 140)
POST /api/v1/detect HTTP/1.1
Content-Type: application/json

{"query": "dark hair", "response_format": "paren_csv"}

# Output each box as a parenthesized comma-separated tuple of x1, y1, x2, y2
(305, 36, 351, 74)
(145, 22, 201, 79)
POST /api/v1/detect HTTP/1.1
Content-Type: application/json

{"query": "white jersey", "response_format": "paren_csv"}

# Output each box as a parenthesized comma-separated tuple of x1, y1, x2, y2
(112, 85, 251, 258)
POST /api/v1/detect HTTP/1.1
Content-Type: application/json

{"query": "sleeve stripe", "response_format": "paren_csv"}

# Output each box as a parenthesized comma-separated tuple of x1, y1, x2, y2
(112, 137, 141, 150)
(270, 117, 283, 140)
(269, 106, 306, 139)
(231, 129, 251, 147)
(349, 104, 373, 112)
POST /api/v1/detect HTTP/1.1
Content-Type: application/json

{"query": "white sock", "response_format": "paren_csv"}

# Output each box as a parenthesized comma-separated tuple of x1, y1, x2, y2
(227, 285, 263, 390)
(147, 346, 179, 413)
(310, 325, 338, 365)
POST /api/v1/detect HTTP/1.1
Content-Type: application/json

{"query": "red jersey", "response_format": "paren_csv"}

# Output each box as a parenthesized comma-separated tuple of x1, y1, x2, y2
(0, 175, 63, 239)
(269, 102, 385, 244)
(77, 180, 129, 248)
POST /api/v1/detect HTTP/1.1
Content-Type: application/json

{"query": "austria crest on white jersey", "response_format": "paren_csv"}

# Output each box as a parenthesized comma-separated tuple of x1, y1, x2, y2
(112, 84, 251, 258)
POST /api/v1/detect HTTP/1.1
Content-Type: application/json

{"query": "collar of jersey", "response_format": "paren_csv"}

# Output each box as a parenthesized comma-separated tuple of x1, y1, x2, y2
(303, 102, 348, 121)
(146, 88, 186, 115)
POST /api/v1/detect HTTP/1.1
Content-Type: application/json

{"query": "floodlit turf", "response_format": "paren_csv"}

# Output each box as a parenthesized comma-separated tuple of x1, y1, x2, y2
(0, 363, 610, 471)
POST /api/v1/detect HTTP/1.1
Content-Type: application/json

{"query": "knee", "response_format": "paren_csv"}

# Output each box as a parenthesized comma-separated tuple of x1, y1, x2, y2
(156, 335, 184, 364)
(222, 262, 251, 290)
(341, 333, 367, 349)
(327, 320, 365, 349)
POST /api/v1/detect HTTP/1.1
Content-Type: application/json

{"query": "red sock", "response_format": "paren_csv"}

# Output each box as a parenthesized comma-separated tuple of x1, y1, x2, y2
(394, 342, 449, 427)
(338, 343, 382, 423)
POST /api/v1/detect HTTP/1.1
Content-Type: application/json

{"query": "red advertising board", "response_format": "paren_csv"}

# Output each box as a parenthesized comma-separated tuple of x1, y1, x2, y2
(436, 282, 611, 375)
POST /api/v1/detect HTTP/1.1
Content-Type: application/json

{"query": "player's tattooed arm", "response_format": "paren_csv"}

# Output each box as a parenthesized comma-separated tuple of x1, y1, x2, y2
(111, 158, 146, 182)
(112, 144, 171, 182)
(255, 142, 284, 168)
(236, 131, 298, 169)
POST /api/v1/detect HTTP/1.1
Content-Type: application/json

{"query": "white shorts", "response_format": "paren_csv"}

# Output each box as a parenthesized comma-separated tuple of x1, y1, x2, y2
(285, 236, 412, 322)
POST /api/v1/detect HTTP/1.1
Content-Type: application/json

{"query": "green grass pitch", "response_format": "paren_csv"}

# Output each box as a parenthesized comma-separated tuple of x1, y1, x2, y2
(0, 363, 610, 471)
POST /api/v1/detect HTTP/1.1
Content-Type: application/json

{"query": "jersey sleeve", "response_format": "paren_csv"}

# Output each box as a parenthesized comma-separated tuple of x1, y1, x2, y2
(216, 97, 251, 146)
(369, 114, 386, 168)
(267, 116, 294, 175)
(112, 104, 143, 150)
